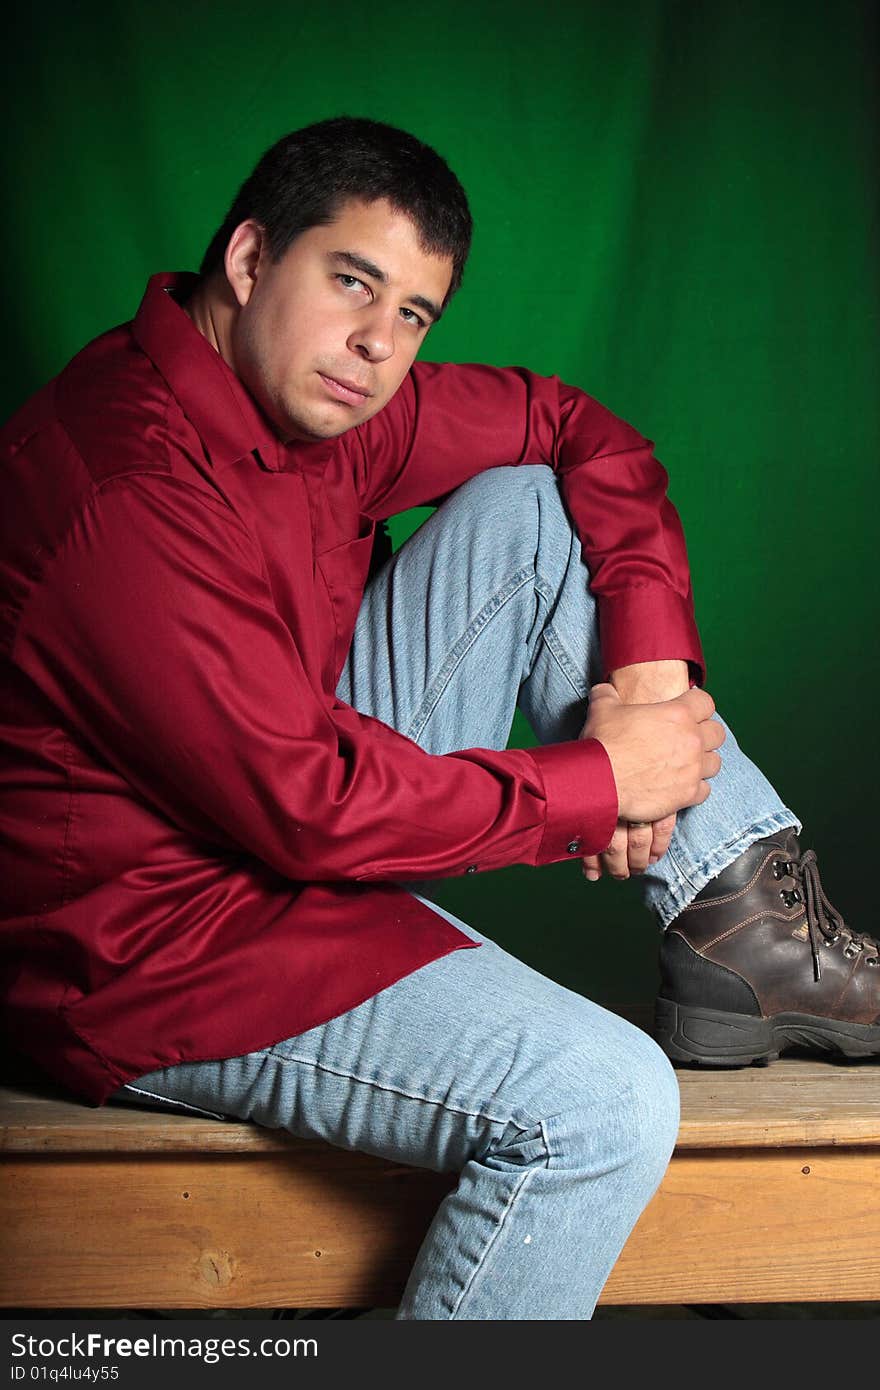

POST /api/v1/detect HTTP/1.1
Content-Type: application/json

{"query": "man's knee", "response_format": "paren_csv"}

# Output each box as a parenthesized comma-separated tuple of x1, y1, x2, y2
(489, 1018, 680, 1186)
(451, 463, 560, 519)
(441, 465, 577, 586)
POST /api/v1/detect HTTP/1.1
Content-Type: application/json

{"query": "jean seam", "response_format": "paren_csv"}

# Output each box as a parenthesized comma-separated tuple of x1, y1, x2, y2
(119, 1083, 228, 1121)
(539, 623, 590, 701)
(449, 1165, 540, 1319)
(264, 1045, 528, 1128)
(403, 565, 535, 744)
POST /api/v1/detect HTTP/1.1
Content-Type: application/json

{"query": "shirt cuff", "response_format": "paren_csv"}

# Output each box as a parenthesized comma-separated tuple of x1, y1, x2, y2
(525, 738, 619, 863)
(598, 587, 705, 684)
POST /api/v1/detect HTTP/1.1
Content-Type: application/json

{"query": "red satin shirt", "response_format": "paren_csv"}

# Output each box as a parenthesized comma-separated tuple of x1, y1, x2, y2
(0, 273, 703, 1103)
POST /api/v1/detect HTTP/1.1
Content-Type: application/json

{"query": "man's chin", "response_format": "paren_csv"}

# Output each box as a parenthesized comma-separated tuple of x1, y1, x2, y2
(283, 416, 360, 444)
(282, 401, 379, 444)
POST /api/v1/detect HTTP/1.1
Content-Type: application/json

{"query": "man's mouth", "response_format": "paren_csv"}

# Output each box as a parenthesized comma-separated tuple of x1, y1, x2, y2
(317, 372, 372, 405)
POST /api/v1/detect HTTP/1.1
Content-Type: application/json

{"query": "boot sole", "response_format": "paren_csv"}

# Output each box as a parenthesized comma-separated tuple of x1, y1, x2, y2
(655, 997, 880, 1067)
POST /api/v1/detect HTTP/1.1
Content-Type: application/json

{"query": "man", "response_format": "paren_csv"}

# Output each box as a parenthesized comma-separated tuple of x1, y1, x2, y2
(1, 116, 876, 1320)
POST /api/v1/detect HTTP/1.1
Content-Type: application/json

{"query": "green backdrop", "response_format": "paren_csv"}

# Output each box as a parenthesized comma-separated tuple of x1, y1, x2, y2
(4, 0, 877, 1007)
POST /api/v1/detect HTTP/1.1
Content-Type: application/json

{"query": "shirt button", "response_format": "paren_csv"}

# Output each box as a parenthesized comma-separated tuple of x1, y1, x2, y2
(465, 864, 478, 874)
(567, 840, 581, 855)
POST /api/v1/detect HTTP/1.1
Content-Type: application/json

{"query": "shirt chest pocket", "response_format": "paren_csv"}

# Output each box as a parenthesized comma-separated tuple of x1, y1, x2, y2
(316, 524, 376, 684)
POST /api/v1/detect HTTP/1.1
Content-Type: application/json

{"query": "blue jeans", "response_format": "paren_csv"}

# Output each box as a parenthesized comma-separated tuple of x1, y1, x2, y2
(116, 466, 799, 1319)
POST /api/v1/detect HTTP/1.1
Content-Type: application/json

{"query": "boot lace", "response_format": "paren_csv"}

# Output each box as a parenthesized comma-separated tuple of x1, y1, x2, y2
(773, 848, 879, 982)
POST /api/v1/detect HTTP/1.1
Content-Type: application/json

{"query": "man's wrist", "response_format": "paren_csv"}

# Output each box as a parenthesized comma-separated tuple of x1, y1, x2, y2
(609, 659, 690, 704)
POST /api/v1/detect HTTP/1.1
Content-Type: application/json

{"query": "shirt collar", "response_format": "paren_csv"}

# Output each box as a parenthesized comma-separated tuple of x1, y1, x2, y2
(131, 272, 333, 473)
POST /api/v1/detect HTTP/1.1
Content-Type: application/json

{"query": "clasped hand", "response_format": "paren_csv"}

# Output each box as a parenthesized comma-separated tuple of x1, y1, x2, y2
(578, 660, 725, 881)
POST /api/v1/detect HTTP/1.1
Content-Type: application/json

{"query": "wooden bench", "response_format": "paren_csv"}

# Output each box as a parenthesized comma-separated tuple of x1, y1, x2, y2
(3, 1054, 880, 1310)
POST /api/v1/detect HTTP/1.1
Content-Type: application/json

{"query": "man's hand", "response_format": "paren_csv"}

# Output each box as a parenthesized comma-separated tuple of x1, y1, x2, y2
(584, 812, 678, 881)
(579, 680, 724, 881)
(584, 660, 691, 879)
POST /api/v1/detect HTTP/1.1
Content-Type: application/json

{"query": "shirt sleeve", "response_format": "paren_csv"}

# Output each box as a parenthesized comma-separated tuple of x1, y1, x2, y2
(13, 475, 619, 883)
(351, 363, 705, 682)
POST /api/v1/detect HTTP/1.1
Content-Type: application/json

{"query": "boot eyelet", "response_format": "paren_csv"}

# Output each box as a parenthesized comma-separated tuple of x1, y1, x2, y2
(843, 942, 861, 960)
(825, 932, 840, 948)
(772, 860, 785, 879)
(867, 958, 879, 967)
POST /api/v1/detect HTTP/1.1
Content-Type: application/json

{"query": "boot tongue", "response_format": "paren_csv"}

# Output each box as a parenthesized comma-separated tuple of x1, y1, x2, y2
(756, 828, 800, 858)
(781, 829, 801, 858)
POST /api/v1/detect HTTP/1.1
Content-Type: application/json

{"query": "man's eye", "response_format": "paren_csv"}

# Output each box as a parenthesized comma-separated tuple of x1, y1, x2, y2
(336, 274, 366, 292)
(400, 307, 427, 329)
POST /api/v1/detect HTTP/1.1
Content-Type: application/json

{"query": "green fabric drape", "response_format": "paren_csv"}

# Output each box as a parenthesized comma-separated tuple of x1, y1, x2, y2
(4, 1, 877, 1003)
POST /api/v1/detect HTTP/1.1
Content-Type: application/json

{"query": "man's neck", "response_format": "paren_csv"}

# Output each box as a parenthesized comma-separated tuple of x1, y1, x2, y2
(182, 275, 234, 365)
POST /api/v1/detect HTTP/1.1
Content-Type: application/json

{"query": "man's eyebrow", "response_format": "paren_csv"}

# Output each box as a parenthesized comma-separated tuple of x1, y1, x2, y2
(409, 293, 443, 325)
(329, 250, 443, 324)
(330, 250, 388, 284)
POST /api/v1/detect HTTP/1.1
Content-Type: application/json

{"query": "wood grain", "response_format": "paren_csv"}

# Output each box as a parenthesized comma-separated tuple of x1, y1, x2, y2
(4, 1057, 880, 1154)
(3, 1053, 880, 1309)
(603, 1147, 880, 1304)
(4, 1146, 879, 1307)
(1, 1153, 453, 1308)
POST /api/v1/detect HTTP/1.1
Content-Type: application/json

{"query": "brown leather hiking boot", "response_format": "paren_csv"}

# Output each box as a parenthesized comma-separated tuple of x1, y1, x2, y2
(655, 830, 880, 1066)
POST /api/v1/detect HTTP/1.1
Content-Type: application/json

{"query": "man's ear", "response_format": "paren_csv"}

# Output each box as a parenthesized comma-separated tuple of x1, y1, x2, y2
(223, 220, 266, 308)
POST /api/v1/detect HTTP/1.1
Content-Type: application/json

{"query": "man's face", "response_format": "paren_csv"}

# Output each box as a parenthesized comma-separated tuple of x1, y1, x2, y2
(227, 198, 454, 442)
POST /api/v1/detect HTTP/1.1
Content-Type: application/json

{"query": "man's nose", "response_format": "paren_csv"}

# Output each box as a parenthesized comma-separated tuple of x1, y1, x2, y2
(348, 307, 396, 363)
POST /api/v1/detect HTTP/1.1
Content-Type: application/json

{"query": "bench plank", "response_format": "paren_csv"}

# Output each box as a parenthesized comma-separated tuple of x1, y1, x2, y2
(3, 1057, 880, 1154)
(3, 1057, 879, 1309)
(4, 1146, 879, 1307)
(2, 1153, 452, 1308)
(674, 1058, 880, 1148)
(604, 1147, 880, 1304)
